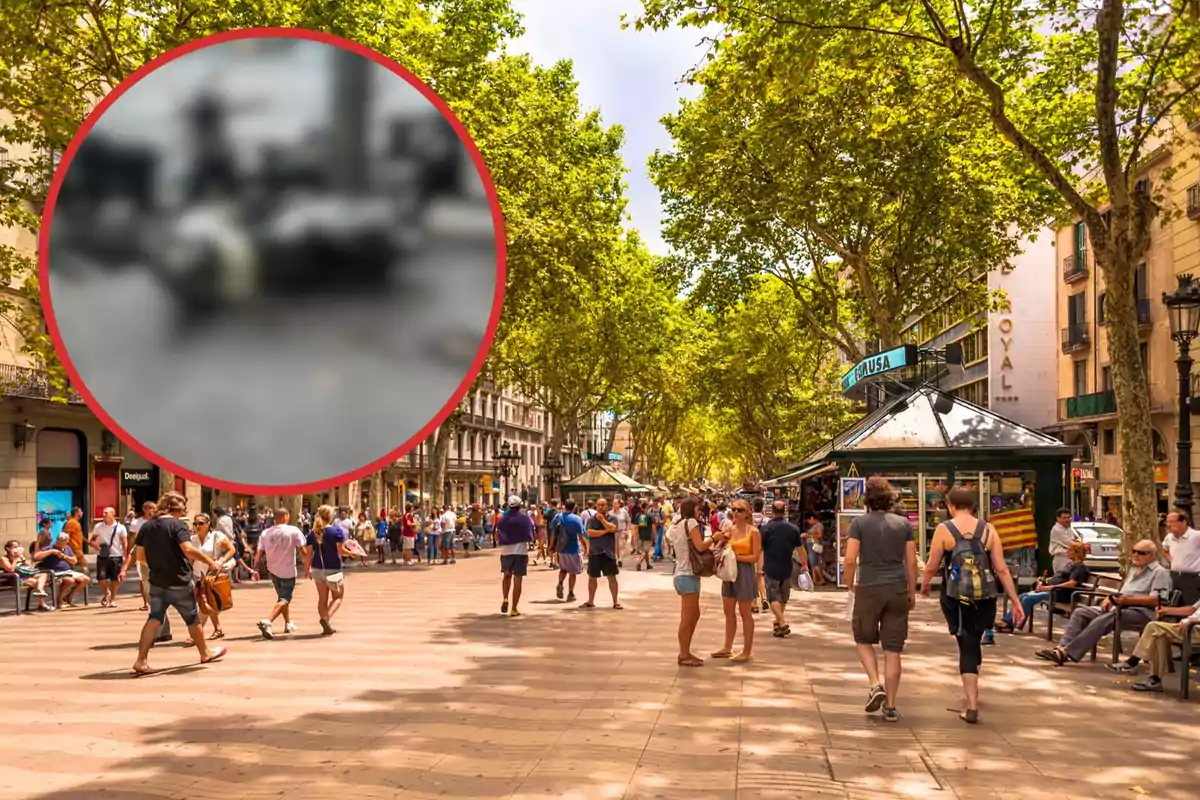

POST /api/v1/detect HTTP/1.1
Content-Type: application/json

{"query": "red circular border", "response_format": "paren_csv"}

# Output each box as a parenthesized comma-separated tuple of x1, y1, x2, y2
(37, 27, 508, 496)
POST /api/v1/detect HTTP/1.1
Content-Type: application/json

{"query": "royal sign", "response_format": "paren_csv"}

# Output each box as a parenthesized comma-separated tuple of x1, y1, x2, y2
(841, 345, 919, 394)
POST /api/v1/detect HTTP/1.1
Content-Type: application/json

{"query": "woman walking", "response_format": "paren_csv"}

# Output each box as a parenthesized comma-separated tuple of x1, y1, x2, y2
(305, 504, 350, 636)
(666, 498, 715, 667)
(356, 512, 376, 568)
(921, 486, 1024, 724)
(711, 499, 762, 664)
(187, 513, 236, 644)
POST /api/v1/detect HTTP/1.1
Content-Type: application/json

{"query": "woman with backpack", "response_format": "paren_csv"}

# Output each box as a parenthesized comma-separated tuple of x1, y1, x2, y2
(665, 498, 716, 667)
(921, 486, 1024, 724)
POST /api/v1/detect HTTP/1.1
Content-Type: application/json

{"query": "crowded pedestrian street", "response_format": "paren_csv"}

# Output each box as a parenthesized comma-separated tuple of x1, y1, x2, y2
(1, 549, 1195, 800)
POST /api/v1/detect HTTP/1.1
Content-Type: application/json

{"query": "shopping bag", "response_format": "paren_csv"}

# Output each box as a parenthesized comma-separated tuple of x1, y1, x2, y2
(715, 546, 738, 582)
(798, 572, 814, 592)
(844, 588, 855, 622)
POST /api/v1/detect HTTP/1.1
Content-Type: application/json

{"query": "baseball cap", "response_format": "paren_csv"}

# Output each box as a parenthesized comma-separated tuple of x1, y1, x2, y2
(507, 495, 522, 508)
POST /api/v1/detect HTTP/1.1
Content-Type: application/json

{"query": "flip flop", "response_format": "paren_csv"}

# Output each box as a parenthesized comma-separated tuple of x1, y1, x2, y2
(711, 650, 733, 659)
(580, 602, 595, 609)
(677, 655, 704, 667)
(731, 652, 754, 663)
(612, 604, 624, 610)
(131, 665, 153, 678)
(201, 646, 228, 665)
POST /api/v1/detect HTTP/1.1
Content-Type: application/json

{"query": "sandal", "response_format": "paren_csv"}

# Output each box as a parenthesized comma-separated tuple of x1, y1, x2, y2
(677, 655, 704, 667)
(959, 709, 979, 724)
(711, 650, 733, 659)
(209, 630, 225, 640)
(580, 602, 595, 609)
(131, 665, 153, 678)
(731, 652, 754, 663)
(612, 603, 624, 610)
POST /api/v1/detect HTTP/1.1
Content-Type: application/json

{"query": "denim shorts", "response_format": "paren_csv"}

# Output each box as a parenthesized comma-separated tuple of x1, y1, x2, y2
(148, 583, 200, 627)
(270, 573, 297, 603)
(441, 531, 456, 549)
(673, 574, 701, 595)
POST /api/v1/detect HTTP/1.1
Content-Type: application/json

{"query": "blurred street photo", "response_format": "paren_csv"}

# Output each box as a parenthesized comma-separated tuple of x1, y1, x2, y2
(43, 34, 501, 487)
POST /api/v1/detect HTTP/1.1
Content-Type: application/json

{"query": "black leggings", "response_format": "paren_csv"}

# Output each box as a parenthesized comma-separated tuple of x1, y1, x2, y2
(941, 595, 997, 675)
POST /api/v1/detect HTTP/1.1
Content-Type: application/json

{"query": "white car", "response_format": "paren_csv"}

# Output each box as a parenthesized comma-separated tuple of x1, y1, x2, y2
(1073, 521, 1122, 569)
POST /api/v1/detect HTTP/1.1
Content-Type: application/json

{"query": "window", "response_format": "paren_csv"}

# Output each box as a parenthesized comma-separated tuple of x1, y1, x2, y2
(1073, 359, 1088, 397)
(1134, 263, 1147, 300)
(1098, 293, 1107, 324)
(1140, 342, 1149, 381)
(953, 378, 988, 407)
(1102, 428, 1116, 455)
(1068, 292, 1087, 327)
(958, 328, 988, 365)
(1101, 366, 1112, 391)
(1074, 221, 1087, 261)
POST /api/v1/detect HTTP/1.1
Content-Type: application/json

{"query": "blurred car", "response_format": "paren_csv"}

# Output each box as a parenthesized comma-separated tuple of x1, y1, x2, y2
(1073, 521, 1122, 569)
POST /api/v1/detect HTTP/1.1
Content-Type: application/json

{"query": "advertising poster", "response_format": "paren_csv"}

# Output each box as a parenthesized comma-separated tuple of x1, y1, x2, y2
(840, 477, 865, 512)
(836, 512, 860, 589)
(37, 490, 73, 539)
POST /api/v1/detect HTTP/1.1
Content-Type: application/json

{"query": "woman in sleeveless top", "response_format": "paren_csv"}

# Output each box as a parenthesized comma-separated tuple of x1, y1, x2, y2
(920, 486, 1023, 724)
(712, 500, 762, 663)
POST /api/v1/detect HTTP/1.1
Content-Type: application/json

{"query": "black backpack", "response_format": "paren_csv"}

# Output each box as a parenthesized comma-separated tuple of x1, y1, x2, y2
(944, 520, 998, 604)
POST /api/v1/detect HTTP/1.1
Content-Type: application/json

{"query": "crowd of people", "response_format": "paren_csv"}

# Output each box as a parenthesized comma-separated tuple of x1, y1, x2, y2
(5, 480, 1196, 712)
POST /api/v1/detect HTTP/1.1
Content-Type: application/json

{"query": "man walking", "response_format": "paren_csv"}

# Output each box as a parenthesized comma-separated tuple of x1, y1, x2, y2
(89, 506, 127, 608)
(62, 507, 87, 578)
(844, 477, 917, 722)
(497, 496, 533, 617)
(583, 498, 622, 610)
(120, 491, 227, 675)
(552, 499, 586, 602)
(760, 501, 804, 638)
(255, 508, 307, 639)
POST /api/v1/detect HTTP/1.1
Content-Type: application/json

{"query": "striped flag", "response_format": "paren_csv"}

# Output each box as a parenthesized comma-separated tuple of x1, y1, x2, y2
(989, 508, 1038, 552)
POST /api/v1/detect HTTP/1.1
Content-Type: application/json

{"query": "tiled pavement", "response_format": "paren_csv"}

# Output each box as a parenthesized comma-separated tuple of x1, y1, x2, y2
(1, 552, 1196, 800)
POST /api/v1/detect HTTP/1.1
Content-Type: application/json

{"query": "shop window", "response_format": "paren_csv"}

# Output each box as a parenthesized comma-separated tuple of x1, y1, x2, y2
(1102, 428, 1116, 455)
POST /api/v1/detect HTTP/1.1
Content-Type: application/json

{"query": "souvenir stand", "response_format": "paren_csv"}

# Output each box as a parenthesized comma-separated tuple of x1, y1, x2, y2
(558, 464, 650, 505)
(764, 385, 1076, 578)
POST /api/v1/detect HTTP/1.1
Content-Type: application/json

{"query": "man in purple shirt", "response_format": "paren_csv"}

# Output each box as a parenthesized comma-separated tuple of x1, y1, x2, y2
(497, 496, 534, 617)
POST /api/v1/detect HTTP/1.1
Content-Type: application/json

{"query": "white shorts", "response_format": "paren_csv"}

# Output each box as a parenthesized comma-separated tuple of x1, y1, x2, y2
(401, 536, 416, 550)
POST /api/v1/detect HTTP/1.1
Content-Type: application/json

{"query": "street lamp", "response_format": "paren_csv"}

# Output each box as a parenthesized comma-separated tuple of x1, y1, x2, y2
(541, 455, 563, 501)
(492, 440, 520, 501)
(1163, 273, 1200, 511)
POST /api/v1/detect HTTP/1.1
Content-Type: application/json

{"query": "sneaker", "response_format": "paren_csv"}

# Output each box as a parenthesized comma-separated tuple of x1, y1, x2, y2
(556, 583, 564, 600)
(646, 563, 653, 570)
(501, 599, 509, 615)
(284, 623, 298, 634)
(257, 620, 274, 640)
(882, 707, 900, 722)
(1106, 661, 1139, 674)
(865, 685, 887, 713)
(1132, 677, 1163, 693)
(981, 631, 995, 646)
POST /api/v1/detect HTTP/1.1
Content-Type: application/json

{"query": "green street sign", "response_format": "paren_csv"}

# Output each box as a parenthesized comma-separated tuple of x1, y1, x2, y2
(841, 345, 918, 394)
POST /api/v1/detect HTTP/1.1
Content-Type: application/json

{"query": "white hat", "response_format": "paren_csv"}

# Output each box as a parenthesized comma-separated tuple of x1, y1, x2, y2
(507, 495, 522, 508)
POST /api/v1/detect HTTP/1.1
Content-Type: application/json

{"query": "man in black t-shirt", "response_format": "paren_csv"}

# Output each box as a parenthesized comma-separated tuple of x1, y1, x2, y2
(760, 501, 804, 637)
(120, 491, 227, 676)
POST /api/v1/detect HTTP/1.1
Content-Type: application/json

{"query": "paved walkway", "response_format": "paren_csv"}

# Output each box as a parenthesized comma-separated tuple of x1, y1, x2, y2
(1, 553, 1196, 800)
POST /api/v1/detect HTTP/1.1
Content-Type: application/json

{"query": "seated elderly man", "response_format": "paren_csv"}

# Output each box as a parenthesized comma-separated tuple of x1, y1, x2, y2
(1035, 539, 1171, 666)
(1106, 596, 1200, 692)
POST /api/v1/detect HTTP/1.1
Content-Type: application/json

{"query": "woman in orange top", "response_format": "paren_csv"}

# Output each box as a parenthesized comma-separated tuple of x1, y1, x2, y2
(711, 500, 763, 663)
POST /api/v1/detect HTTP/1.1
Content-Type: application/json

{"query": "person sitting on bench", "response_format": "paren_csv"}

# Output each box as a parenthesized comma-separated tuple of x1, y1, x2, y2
(1108, 597, 1200, 692)
(996, 541, 1090, 633)
(1, 539, 52, 610)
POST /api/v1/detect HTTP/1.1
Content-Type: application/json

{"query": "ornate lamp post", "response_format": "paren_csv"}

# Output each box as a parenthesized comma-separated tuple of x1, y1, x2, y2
(1163, 274, 1200, 512)
(492, 441, 520, 501)
(541, 455, 563, 501)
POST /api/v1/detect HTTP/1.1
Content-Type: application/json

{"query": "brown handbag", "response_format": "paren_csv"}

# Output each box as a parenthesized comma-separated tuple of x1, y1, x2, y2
(202, 570, 233, 612)
(684, 520, 717, 578)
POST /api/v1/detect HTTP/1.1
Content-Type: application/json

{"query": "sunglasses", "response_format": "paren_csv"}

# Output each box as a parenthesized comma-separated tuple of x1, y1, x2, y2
(194, 520, 209, 527)
(733, 507, 749, 514)
(1132, 549, 1152, 556)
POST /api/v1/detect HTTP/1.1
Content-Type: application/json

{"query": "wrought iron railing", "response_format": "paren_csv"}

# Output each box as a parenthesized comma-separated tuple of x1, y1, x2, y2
(1061, 323, 1090, 353)
(0, 363, 84, 403)
(1063, 252, 1088, 282)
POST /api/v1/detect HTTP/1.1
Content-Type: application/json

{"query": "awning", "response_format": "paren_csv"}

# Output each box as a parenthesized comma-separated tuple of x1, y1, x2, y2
(762, 462, 836, 488)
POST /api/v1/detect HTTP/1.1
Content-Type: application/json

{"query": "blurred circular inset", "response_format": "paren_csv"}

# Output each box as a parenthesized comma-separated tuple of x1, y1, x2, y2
(39, 28, 505, 492)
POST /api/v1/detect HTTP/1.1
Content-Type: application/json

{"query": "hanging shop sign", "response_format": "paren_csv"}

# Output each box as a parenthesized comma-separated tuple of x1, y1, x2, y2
(1099, 482, 1124, 497)
(841, 345, 919, 394)
(1154, 464, 1169, 484)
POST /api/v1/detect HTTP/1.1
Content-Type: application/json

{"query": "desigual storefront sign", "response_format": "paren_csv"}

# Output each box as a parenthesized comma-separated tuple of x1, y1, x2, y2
(122, 470, 155, 487)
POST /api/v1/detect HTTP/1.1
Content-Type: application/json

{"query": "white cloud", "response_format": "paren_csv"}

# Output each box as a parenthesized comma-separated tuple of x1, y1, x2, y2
(510, 0, 710, 256)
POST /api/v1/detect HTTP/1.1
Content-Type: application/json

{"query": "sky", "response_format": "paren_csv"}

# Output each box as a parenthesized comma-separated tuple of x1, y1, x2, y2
(510, 0, 712, 256)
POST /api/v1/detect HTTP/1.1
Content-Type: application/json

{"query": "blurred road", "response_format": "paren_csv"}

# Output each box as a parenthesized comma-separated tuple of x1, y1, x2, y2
(50, 200, 497, 486)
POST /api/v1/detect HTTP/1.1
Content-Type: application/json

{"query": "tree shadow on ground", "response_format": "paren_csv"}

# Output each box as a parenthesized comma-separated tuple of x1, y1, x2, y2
(15, 579, 1200, 800)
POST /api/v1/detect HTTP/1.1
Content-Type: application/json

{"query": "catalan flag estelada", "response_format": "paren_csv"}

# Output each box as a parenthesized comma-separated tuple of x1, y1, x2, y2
(989, 508, 1038, 552)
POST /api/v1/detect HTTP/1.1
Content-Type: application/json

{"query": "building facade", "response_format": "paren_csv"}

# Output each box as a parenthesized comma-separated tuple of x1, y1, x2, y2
(1052, 124, 1200, 520)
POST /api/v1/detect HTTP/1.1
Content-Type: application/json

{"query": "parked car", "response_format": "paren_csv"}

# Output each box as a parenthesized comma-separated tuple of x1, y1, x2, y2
(1073, 521, 1122, 569)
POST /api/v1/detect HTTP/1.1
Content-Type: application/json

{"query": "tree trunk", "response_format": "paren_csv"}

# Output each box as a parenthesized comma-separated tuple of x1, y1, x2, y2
(280, 495, 303, 525)
(158, 469, 174, 499)
(429, 424, 455, 508)
(1096, 244, 1159, 553)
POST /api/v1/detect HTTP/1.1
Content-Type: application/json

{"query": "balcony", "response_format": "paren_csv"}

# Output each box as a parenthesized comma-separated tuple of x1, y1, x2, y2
(1061, 323, 1090, 353)
(393, 454, 497, 472)
(460, 412, 501, 430)
(1060, 390, 1118, 420)
(1063, 252, 1088, 283)
(0, 364, 84, 404)
(1188, 184, 1200, 220)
